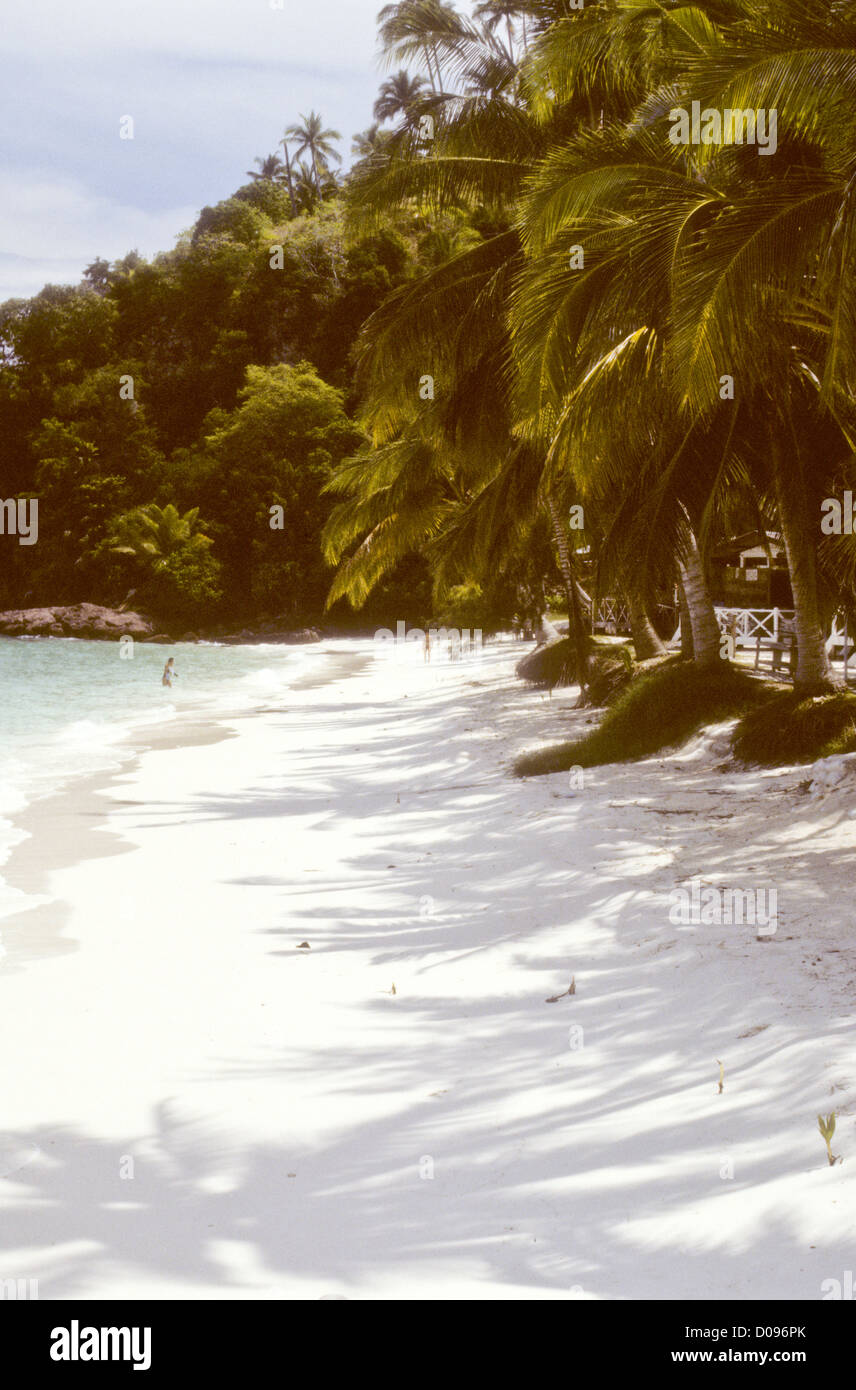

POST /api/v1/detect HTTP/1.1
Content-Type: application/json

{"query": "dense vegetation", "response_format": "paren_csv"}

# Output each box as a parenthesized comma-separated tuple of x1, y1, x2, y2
(321, 0, 856, 702)
(3, 0, 856, 707)
(0, 175, 442, 626)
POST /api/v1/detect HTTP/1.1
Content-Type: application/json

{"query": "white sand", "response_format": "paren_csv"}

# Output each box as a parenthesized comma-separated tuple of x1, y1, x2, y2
(1, 640, 854, 1300)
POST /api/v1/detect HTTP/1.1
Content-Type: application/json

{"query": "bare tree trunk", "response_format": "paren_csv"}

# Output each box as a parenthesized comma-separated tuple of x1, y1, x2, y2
(281, 143, 297, 216)
(627, 590, 666, 660)
(771, 434, 834, 689)
(679, 522, 722, 669)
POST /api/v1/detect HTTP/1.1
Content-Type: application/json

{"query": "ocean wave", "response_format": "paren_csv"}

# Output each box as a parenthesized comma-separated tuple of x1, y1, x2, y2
(0, 639, 324, 821)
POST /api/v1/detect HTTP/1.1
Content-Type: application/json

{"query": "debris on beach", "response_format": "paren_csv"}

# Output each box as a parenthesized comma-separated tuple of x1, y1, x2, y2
(546, 976, 576, 1003)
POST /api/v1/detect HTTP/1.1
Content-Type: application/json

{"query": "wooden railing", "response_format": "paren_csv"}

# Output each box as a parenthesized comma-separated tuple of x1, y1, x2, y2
(670, 607, 796, 648)
(593, 598, 631, 633)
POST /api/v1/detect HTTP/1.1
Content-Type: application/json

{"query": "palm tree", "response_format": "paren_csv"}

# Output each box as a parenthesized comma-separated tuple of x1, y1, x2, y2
(110, 504, 213, 566)
(331, 12, 604, 668)
(508, 0, 856, 688)
(337, 0, 856, 694)
(284, 112, 342, 201)
(374, 70, 428, 126)
(336, 6, 646, 651)
(289, 160, 319, 212)
(473, 0, 528, 64)
(246, 153, 285, 183)
(377, 1, 468, 93)
(351, 124, 395, 161)
(277, 136, 298, 217)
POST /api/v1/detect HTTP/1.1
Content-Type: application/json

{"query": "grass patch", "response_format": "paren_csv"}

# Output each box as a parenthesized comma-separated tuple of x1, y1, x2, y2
(514, 657, 768, 776)
(733, 688, 856, 766)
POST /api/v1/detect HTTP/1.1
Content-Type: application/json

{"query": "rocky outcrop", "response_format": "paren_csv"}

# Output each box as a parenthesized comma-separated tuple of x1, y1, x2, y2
(0, 605, 324, 644)
(0, 604, 159, 640)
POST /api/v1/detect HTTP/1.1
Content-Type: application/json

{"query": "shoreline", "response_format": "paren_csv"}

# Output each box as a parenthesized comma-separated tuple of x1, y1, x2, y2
(0, 641, 854, 1299)
(0, 644, 374, 970)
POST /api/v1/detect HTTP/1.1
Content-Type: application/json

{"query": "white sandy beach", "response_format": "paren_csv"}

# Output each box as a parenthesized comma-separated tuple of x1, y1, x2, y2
(1, 640, 854, 1300)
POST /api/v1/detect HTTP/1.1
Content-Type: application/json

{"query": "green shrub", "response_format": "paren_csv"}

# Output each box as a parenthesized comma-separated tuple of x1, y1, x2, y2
(146, 544, 223, 624)
(733, 688, 856, 766)
(514, 658, 766, 776)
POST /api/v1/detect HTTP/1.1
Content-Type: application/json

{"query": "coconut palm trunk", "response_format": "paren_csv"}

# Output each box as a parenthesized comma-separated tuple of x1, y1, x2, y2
(678, 521, 722, 669)
(546, 494, 590, 692)
(281, 143, 297, 216)
(310, 150, 322, 200)
(627, 590, 666, 660)
(771, 434, 833, 690)
(677, 578, 694, 659)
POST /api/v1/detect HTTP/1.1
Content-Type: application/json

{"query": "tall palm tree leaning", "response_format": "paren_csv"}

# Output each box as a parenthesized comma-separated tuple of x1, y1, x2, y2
(511, 0, 856, 690)
(284, 112, 343, 201)
(334, 0, 704, 673)
(328, 1, 606, 681)
(332, 0, 856, 696)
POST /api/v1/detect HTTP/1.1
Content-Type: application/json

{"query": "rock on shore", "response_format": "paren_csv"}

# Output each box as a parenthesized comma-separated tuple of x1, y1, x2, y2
(0, 604, 157, 640)
(0, 605, 324, 645)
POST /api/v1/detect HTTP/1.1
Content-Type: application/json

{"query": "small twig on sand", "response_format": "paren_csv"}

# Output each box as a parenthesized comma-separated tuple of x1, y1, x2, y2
(546, 976, 575, 1003)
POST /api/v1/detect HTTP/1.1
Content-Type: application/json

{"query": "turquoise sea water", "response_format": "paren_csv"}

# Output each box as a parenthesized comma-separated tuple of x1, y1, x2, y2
(0, 636, 323, 868)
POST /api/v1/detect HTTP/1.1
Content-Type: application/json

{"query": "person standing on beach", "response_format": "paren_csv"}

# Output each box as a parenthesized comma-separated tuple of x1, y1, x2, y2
(162, 657, 177, 687)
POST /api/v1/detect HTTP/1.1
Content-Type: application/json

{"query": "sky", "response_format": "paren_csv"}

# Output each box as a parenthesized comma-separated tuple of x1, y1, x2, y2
(0, 0, 401, 301)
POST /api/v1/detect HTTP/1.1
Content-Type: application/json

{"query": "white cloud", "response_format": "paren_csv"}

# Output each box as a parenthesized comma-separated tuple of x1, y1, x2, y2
(1, 0, 384, 68)
(0, 0, 453, 300)
(0, 175, 197, 299)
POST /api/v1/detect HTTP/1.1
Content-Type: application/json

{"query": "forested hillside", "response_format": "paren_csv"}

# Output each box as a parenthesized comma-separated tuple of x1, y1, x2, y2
(0, 173, 433, 628)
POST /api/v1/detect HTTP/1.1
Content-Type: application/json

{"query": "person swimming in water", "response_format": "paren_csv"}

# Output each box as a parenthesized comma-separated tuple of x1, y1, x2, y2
(162, 657, 177, 687)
